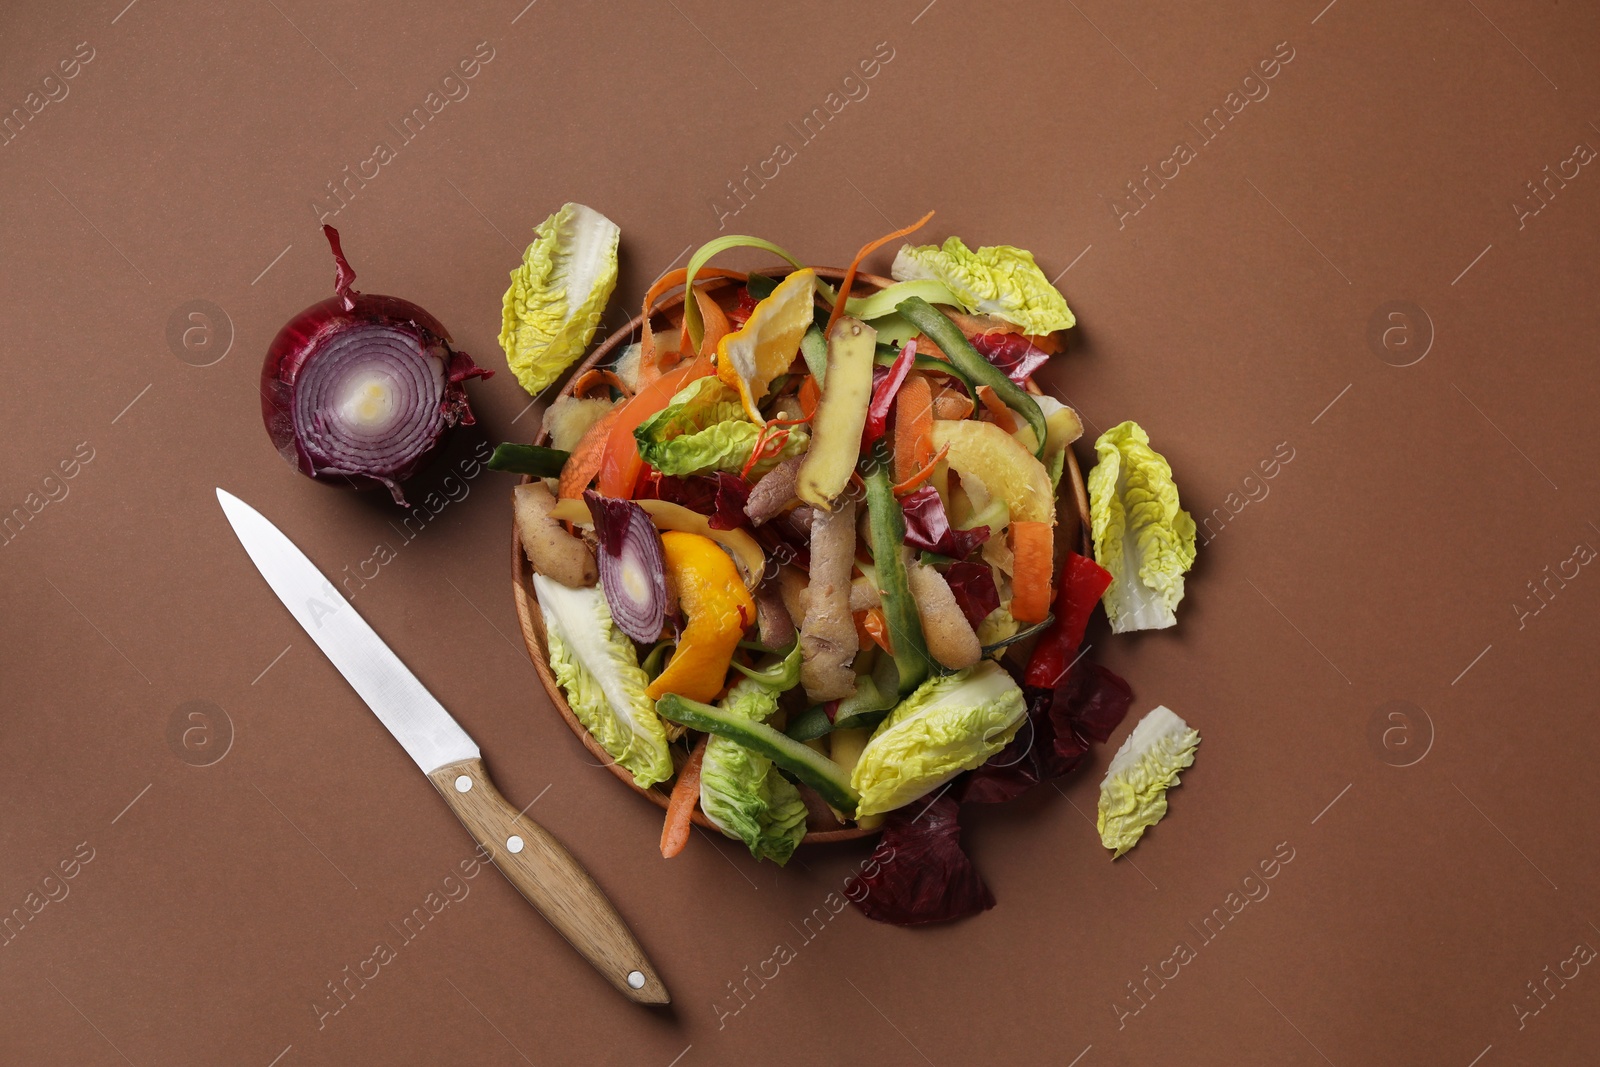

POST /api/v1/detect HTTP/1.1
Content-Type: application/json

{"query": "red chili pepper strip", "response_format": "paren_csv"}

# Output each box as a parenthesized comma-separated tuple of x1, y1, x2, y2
(1023, 551, 1114, 689)
(862, 340, 916, 448)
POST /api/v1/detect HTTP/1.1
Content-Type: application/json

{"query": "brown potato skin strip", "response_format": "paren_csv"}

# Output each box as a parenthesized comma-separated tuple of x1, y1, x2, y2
(848, 575, 881, 612)
(755, 581, 796, 650)
(799, 499, 859, 701)
(777, 564, 810, 628)
(906, 558, 982, 670)
(514, 483, 597, 588)
(744, 455, 803, 526)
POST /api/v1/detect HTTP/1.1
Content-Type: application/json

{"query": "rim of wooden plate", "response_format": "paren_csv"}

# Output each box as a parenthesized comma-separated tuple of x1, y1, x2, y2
(509, 266, 1093, 846)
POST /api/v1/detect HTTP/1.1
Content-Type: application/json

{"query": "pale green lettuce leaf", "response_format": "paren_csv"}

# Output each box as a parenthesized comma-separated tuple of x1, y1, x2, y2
(850, 660, 1026, 818)
(1097, 705, 1200, 857)
(532, 573, 672, 788)
(1087, 421, 1197, 633)
(699, 676, 808, 864)
(891, 237, 1075, 335)
(500, 203, 620, 396)
(633, 377, 807, 476)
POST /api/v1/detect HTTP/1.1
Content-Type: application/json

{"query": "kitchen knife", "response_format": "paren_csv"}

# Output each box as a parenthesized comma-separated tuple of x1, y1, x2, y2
(216, 488, 668, 1005)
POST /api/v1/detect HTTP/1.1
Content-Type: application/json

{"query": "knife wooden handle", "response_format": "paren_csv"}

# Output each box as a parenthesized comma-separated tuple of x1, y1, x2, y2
(428, 757, 669, 1005)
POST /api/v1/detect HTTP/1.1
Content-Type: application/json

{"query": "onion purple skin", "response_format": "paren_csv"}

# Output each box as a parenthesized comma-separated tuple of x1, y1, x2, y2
(261, 229, 491, 506)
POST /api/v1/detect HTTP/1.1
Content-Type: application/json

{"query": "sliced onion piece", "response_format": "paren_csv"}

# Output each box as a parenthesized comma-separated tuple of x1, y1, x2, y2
(547, 496, 767, 592)
(584, 490, 667, 644)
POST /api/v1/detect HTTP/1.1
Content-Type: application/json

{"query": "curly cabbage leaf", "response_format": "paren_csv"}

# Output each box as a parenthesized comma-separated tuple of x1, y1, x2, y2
(850, 661, 1026, 818)
(891, 237, 1075, 335)
(1087, 421, 1197, 633)
(1097, 705, 1200, 857)
(634, 377, 807, 476)
(532, 573, 672, 788)
(500, 203, 620, 396)
(699, 676, 808, 864)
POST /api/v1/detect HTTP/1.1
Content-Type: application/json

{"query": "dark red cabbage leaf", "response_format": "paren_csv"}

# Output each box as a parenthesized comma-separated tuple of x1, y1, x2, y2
(638, 472, 712, 511)
(749, 505, 811, 571)
(959, 661, 1133, 804)
(970, 331, 1051, 385)
(943, 561, 1000, 630)
(636, 472, 751, 530)
(706, 472, 752, 530)
(900, 486, 988, 559)
(849, 659, 1134, 922)
(845, 793, 994, 925)
(728, 286, 759, 329)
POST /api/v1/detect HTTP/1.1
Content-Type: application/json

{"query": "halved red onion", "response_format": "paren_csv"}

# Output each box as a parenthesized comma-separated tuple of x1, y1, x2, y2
(584, 490, 666, 644)
(261, 226, 491, 505)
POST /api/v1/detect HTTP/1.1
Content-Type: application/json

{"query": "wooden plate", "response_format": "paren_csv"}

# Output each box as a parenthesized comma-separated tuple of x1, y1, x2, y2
(510, 266, 1093, 845)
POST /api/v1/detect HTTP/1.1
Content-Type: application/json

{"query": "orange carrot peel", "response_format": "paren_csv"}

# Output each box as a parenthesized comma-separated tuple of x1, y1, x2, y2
(1009, 520, 1054, 624)
(571, 367, 634, 400)
(823, 210, 936, 340)
(977, 385, 1017, 433)
(891, 443, 950, 497)
(595, 356, 715, 498)
(558, 404, 628, 499)
(892, 374, 934, 485)
(637, 267, 745, 385)
(661, 736, 708, 859)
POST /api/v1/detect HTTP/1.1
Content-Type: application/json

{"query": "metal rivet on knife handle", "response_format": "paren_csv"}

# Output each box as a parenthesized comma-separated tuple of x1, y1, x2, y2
(428, 757, 669, 1005)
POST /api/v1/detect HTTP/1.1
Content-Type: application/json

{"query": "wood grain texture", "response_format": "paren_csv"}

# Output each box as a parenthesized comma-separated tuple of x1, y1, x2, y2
(427, 757, 669, 1005)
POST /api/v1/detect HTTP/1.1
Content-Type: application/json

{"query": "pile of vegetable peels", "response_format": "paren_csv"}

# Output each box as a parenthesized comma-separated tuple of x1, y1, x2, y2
(495, 205, 1203, 925)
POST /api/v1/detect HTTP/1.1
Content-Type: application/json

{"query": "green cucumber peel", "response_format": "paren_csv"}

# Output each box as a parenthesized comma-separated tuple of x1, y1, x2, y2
(655, 694, 859, 815)
(863, 311, 919, 346)
(641, 640, 675, 680)
(800, 325, 828, 384)
(896, 296, 1048, 458)
(963, 496, 1011, 533)
(1046, 443, 1067, 493)
(729, 642, 802, 690)
(682, 240, 838, 352)
(832, 653, 900, 727)
(744, 272, 778, 301)
(786, 653, 898, 740)
(488, 443, 570, 478)
(863, 441, 931, 696)
(785, 705, 834, 742)
(844, 278, 959, 321)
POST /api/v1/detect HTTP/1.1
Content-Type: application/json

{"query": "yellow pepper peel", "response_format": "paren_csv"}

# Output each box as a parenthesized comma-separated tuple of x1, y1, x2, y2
(646, 531, 756, 703)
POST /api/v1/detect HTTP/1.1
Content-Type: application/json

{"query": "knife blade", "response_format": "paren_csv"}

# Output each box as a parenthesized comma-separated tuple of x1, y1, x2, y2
(217, 488, 668, 1005)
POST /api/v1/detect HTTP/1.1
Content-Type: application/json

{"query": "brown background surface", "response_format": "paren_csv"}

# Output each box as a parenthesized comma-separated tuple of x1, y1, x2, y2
(3, 1, 1598, 1064)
